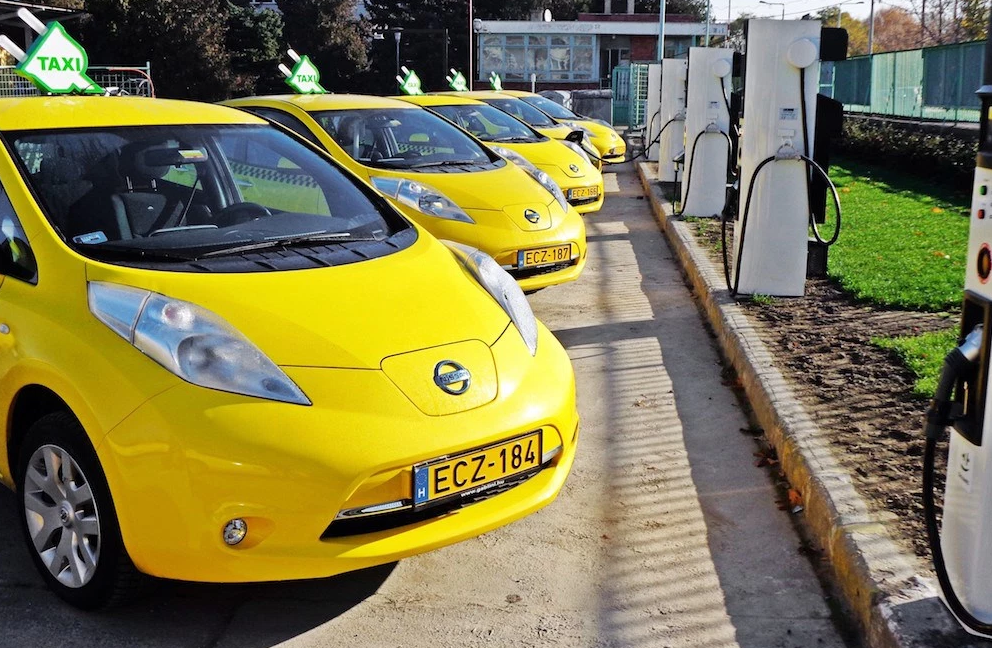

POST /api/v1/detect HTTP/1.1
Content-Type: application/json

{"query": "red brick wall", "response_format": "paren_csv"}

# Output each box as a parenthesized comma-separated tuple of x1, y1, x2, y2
(630, 35, 659, 61)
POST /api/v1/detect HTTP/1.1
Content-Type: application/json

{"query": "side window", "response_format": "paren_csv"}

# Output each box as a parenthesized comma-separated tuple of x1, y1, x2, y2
(252, 108, 323, 148)
(216, 134, 331, 216)
(0, 187, 37, 284)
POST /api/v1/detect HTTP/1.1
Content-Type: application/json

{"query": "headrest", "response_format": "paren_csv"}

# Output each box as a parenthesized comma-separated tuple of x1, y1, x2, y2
(118, 143, 174, 182)
(37, 156, 82, 185)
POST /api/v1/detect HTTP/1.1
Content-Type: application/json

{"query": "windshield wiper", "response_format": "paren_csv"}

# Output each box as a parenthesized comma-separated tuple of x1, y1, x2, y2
(195, 232, 382, 258)
(490, 136, 538, 143)
(79, 244, 197, 263)
(407, 159, 480, 168)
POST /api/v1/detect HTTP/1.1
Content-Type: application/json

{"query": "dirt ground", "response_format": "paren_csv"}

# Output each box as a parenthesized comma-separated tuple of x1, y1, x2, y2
(687, 218, 956, 562)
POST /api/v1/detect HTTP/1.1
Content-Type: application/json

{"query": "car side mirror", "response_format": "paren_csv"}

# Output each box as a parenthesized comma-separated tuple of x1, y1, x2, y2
(0, 237, 37, 284)
(565, 130, 584, 144)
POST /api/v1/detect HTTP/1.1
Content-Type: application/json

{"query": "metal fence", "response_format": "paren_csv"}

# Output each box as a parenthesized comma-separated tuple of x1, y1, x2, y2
(0, 64, 154, 97)
(830, 40, 984, 122)
(611, 62, 651, 128)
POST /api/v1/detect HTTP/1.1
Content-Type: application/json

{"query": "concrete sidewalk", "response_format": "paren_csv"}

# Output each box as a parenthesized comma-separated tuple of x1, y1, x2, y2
(0, 164, 853, 647)
(634, 161, 978, 648)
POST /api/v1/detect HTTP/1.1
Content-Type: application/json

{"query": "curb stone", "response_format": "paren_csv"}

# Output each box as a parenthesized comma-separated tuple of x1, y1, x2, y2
(634, 161, 978, 648)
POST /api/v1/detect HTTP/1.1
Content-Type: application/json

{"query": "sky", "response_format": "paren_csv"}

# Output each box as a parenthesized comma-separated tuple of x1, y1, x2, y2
(717, 0, 916, 23)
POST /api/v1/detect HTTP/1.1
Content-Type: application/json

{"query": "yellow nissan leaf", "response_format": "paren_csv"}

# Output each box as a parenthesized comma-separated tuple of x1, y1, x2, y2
(398, 94, 604, 214)
(223, 95, 586, 292)
(502, 90, 627, 164)
(0, 96, 578, 609)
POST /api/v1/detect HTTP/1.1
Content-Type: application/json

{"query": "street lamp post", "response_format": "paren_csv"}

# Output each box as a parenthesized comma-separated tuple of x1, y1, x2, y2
(759, 0, 785, 19)
(468, 0, 474, 90)
(867, 0, 875, 54)
(834, 0, 864, 28)
(657, 0, 666, 60)
(394, 29, 402, 85)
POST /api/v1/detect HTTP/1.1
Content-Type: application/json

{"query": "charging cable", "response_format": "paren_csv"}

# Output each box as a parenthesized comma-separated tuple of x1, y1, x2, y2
(923, 325, 992, 636)
(628, 115, 680, 163)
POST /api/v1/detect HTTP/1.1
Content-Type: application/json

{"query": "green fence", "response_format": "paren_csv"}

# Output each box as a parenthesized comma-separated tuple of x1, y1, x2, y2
(611, 62, 650, 128)
(831, 40, 984, 122)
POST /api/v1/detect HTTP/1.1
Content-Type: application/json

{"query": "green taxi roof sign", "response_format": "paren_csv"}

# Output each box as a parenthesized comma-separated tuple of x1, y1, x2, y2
(279, 49, 326, 95)
(489, 72, 503, 92)
(445, 69, 468, 92)
(397, 66, 424, 96)
(0, 9, 102, 94)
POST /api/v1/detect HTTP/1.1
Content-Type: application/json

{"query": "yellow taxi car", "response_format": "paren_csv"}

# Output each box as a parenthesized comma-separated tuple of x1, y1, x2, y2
(398, 94, 604, 214)
(224, 94, 586, 292)
(0, 96, 578, 609)
(502, 91, 627, 164)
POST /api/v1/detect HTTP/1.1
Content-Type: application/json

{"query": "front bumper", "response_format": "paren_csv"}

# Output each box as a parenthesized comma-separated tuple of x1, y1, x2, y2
(98, 324, 578, 583)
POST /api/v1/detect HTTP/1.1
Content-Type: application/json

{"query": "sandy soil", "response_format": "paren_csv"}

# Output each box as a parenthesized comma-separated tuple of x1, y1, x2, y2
(686, 219, 956, 562)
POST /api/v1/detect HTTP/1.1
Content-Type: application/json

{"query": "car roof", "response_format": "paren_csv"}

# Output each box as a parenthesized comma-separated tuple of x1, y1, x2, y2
(230, 94, 419, 112)
(500, 90, 534, 97)
(0, 97, 263, 131)
(437, 91, 521, 101)
(395, 94, 485, 107)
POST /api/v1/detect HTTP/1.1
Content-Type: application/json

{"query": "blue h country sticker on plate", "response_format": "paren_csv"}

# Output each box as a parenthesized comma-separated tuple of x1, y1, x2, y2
(413, 465, 430, 505)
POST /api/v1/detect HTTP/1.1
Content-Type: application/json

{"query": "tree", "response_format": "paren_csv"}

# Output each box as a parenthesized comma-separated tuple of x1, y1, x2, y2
(635, 0, 709, 21)
(817, 7, 870, 55)
(870, 6, 922, 52)
(727, 11, 755, 51)
(958, 0, 989, 41)
(278, 0, 368, 91)
(81, 0, 233, 101)
(226, 0, 284, 96)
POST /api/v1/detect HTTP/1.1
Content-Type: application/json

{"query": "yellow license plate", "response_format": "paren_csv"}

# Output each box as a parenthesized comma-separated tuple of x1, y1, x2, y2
(518, 244, 572, 268)
(568, 186, 599, 200)
(412, 431, 543, 506)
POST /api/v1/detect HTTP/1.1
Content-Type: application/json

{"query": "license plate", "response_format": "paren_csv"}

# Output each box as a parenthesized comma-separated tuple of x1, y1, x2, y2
(568, 186, 599, 200)
(412, 431, 543, 506)
(518, 244, 572, 268)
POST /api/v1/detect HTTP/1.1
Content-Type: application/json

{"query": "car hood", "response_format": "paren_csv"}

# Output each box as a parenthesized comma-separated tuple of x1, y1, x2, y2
(502, 141, 593, 179)
(365, 163, 554, 213)
(84, 232, 511, 370)
(536, 124, 577, 140)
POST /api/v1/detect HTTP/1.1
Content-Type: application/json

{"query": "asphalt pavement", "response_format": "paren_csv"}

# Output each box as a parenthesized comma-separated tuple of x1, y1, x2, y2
(0, 163, 856, 648)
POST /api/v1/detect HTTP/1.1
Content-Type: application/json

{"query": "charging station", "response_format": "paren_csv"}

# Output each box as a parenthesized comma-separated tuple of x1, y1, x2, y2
(726, 19, 842, 297)
(646, 63, 662, 161)
(923, 17, 992, 636)
(680, 47, 733, 217)
(657, 58, 688, 184)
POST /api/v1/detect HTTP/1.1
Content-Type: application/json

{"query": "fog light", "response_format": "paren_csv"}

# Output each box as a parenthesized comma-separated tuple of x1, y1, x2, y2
(223, 518, 247, 546)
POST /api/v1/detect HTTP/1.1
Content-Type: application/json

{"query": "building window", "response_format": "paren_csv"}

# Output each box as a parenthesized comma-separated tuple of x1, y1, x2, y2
(479, 34, 598, 82)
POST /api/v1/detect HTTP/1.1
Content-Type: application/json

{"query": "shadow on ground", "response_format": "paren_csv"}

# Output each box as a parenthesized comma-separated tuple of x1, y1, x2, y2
(0, 487, 393, 648)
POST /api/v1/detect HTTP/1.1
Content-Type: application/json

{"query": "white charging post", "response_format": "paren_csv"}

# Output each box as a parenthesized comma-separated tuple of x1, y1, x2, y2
(732, 19, 821, 296)
(657, 58, 687, 183)
(681, 47, 733, 217)
(646, 63, 662, 161)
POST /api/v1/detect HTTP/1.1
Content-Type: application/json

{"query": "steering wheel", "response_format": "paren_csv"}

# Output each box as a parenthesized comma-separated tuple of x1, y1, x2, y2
(215, 202, 272, 227)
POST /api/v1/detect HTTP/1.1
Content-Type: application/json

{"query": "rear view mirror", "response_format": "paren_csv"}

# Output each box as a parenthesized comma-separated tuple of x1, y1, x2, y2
(142, 147, 210, 167)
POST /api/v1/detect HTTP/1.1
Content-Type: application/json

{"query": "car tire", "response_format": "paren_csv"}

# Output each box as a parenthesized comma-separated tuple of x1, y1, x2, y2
(16, 411, 145, 609)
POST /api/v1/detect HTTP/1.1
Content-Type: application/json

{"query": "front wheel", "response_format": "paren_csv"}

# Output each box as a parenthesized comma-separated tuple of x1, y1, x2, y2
(16, 412, 144, 609)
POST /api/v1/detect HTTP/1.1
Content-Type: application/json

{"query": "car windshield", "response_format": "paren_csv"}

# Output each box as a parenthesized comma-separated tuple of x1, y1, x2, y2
(482, 98, 557, 128)
(8, 124, 406, 262)
(313, 108, 493, 170)
(430, 103, 542, 143)
(521, 95, 579, 120)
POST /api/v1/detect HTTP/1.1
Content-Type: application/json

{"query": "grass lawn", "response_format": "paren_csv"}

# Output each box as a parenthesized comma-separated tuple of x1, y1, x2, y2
(873, 329, 959, 396)
(827, 157, 970, 312)
(826, 156, 969, 396)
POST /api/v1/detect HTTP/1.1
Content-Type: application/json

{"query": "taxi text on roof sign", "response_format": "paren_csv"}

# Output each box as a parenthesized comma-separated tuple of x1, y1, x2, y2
(446, 69, 468, 92)
(0, 9, 102, 94)
(489, 72, 503, 92)
(279, 49, 327, 95)
(397, 66, 424, 96)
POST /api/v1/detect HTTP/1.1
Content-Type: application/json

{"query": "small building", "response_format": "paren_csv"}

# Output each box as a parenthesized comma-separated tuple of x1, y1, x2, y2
(476, 8, 728, 90)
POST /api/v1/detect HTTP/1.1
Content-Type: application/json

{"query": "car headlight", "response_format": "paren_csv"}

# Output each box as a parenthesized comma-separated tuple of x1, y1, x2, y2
(370, 176, 474, 223)
(444, 242, 538, 356)
(88, 282, 310, 405)
(561, 140, 592, 166)
(490, 145, 568, 212)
